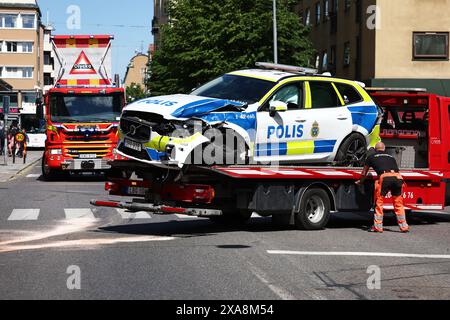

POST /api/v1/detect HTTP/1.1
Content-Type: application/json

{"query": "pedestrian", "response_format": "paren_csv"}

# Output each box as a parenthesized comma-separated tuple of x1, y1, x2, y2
(0, 116, 4, 156)
(356, 142, 410, 233)
(7, 120, 19, 157)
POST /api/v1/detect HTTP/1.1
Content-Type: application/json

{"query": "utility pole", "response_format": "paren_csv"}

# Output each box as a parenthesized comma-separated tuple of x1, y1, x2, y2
(273, 0, 278, 64)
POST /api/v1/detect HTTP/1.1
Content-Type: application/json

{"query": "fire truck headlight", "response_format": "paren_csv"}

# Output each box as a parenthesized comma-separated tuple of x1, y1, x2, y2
(50, 149, 62, 155)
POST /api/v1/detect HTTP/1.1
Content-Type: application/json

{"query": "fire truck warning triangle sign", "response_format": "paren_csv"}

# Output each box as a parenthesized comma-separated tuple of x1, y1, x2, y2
(70, 51, 97, 75)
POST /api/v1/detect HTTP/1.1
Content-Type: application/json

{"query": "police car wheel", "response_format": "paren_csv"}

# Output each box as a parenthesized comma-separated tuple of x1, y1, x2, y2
(335, 133, 367, 167)
(295, 188, 331, 230)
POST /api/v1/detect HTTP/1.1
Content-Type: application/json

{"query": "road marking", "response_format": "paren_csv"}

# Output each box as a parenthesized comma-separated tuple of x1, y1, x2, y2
(116, 209, 152, 220)
(8, 209, 40, 221)
(267, 250, 450, 260)
(246, 261, 297, 300)
(26, 174, 41, 178)
(64, 208, 96, 220)
(0, 235, 176, 253)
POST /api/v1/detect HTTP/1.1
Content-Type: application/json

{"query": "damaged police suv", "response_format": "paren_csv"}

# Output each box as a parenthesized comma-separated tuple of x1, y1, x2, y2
(117, 63, 382, 169)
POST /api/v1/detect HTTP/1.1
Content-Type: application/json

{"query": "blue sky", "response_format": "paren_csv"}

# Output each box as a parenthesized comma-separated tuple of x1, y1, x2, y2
(37, 0, 153, 80)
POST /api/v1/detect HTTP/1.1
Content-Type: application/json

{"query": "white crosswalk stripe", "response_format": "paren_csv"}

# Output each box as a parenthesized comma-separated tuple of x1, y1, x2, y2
(8, 209, 40, 221)
(64, 208, 96, 220)
(116, 209, 152, 220)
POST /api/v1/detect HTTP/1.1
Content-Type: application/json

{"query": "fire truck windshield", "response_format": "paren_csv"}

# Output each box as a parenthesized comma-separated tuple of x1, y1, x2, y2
(49, 93, 123, 123)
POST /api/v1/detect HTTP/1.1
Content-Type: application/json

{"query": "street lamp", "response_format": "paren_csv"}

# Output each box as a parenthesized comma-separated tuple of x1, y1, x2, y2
(273, 0, 278, 64)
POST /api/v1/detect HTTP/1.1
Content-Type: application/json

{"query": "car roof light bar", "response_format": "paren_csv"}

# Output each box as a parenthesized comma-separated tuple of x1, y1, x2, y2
(255, 62, 318, 75)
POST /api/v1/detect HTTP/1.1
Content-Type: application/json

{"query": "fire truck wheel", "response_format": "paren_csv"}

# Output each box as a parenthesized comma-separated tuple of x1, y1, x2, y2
(41, 157, 63, 181)
(335, 133, 367, 167)
(295, 188, 331, 230)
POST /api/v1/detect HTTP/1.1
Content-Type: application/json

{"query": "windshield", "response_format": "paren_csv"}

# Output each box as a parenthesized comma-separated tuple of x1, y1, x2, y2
(21, 114, 46, 134)
(191, 74, 275, 105)
(49, 93, 123, 123)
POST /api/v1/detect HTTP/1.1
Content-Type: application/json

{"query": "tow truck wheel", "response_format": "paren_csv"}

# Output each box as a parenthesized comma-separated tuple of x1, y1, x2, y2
(335, 133, 367, 167)
(295, 188, 331, 230)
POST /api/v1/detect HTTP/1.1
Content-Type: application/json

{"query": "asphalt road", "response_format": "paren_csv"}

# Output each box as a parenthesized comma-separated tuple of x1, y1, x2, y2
(1, 162, 450, 300)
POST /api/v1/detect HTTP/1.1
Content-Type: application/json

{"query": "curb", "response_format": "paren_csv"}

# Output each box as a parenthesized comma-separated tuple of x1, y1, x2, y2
(3, 156, 43, 182)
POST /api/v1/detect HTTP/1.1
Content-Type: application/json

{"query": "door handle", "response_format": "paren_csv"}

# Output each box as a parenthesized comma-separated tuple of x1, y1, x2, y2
(337, 115, 348, 120)
(295, 118, 307, 123)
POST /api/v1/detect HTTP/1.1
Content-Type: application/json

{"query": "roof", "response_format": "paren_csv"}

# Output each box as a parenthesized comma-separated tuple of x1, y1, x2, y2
(0, 0, 41, 15)
(228, 69, 296, 82)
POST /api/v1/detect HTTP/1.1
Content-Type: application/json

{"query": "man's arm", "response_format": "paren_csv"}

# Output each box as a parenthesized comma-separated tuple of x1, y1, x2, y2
(355, 165, 370, 185)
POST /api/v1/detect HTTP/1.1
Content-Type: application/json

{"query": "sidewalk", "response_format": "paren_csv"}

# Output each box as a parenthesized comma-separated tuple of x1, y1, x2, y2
(0, 150, 43, 182)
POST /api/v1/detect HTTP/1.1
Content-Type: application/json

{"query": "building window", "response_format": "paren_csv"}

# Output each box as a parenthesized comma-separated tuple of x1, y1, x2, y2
(305, 8, 311, 26)
(6, 42, 17, 52)
(44, 52, 52, 65)
(323, 0, 330, 21)
(355, 0, 361, 22)
(413, 32, 449, 60)
(20, 42, 33, 53)
(1, 67, 34, 79)
(2, 14, 18, 28)
(322, 51, 328, 71)
(315, 2, 321, 25)
(343, 42, 351, 67)
(44, 73, 53, 86)
(344, 0, 351, 12)
(329, 46, 336, 72)
(21, 14, 35, 29)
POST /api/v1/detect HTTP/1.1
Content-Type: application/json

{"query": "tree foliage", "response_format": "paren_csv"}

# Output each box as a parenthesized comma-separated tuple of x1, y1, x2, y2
(126, 83, 146, 104)
(149, 0, 314, 96)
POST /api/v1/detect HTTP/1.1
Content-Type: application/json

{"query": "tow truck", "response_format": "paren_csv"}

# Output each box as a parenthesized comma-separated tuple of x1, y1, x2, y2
(91, 88, 450, 230)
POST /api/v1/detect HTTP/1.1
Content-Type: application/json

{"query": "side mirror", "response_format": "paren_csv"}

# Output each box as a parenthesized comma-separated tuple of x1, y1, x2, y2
(269, 101, 288, 117)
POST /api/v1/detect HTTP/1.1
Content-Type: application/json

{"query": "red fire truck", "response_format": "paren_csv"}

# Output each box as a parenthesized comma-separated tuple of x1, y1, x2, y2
(92, 89, 450, 230)
(41, 35, 126, 180)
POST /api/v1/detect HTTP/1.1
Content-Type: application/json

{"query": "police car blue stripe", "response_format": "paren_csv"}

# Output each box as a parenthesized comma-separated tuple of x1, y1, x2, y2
(314, 140, 337, 153)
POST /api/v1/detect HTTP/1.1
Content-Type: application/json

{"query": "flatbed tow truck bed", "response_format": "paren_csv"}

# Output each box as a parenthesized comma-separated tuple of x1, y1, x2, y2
(91, 89, 450, 230)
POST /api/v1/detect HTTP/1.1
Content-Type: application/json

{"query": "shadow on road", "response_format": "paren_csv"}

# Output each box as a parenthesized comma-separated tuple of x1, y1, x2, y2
(98, 211, 450, 238)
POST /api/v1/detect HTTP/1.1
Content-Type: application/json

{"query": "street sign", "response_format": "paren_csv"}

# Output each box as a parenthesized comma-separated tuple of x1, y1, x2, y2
(2, 96, 10, 115)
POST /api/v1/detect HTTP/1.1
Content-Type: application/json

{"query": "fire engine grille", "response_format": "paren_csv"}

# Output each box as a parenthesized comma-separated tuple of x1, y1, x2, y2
(64, 143, 113, 159)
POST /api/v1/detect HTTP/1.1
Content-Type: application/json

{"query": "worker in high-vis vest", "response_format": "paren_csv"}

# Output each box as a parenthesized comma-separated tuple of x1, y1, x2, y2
(356, 142, 410, 233)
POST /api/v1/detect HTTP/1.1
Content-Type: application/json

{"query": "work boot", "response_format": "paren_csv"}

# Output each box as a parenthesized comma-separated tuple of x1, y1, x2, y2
(368, 226, 383, 233)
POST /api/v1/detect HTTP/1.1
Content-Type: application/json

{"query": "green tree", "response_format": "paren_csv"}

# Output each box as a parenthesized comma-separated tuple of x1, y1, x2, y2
(149, 0, 314, 96)
(126, 83, 146, 104)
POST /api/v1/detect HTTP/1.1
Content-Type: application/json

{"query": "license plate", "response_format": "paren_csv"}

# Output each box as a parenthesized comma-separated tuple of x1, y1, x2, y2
(125, 139, 142, 152)
(79, 154, 97, 159)
(127, 187, 147, 196)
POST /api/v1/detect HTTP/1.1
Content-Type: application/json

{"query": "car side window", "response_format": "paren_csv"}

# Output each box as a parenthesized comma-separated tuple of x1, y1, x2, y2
(269, 83, 303, 110)
(309, 81, 341, 109)
(334, 82, 363, 105)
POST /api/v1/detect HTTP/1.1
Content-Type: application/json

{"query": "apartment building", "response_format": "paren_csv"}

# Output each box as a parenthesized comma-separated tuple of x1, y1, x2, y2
(152, 0, 169, 49)
(296, 0, 450, 95)
(123, 53, 149, 90)
(0, 0, 53, 124)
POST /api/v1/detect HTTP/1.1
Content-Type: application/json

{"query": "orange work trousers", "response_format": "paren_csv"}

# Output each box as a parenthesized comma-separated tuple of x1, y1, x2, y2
(374, 172, 409, 232)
